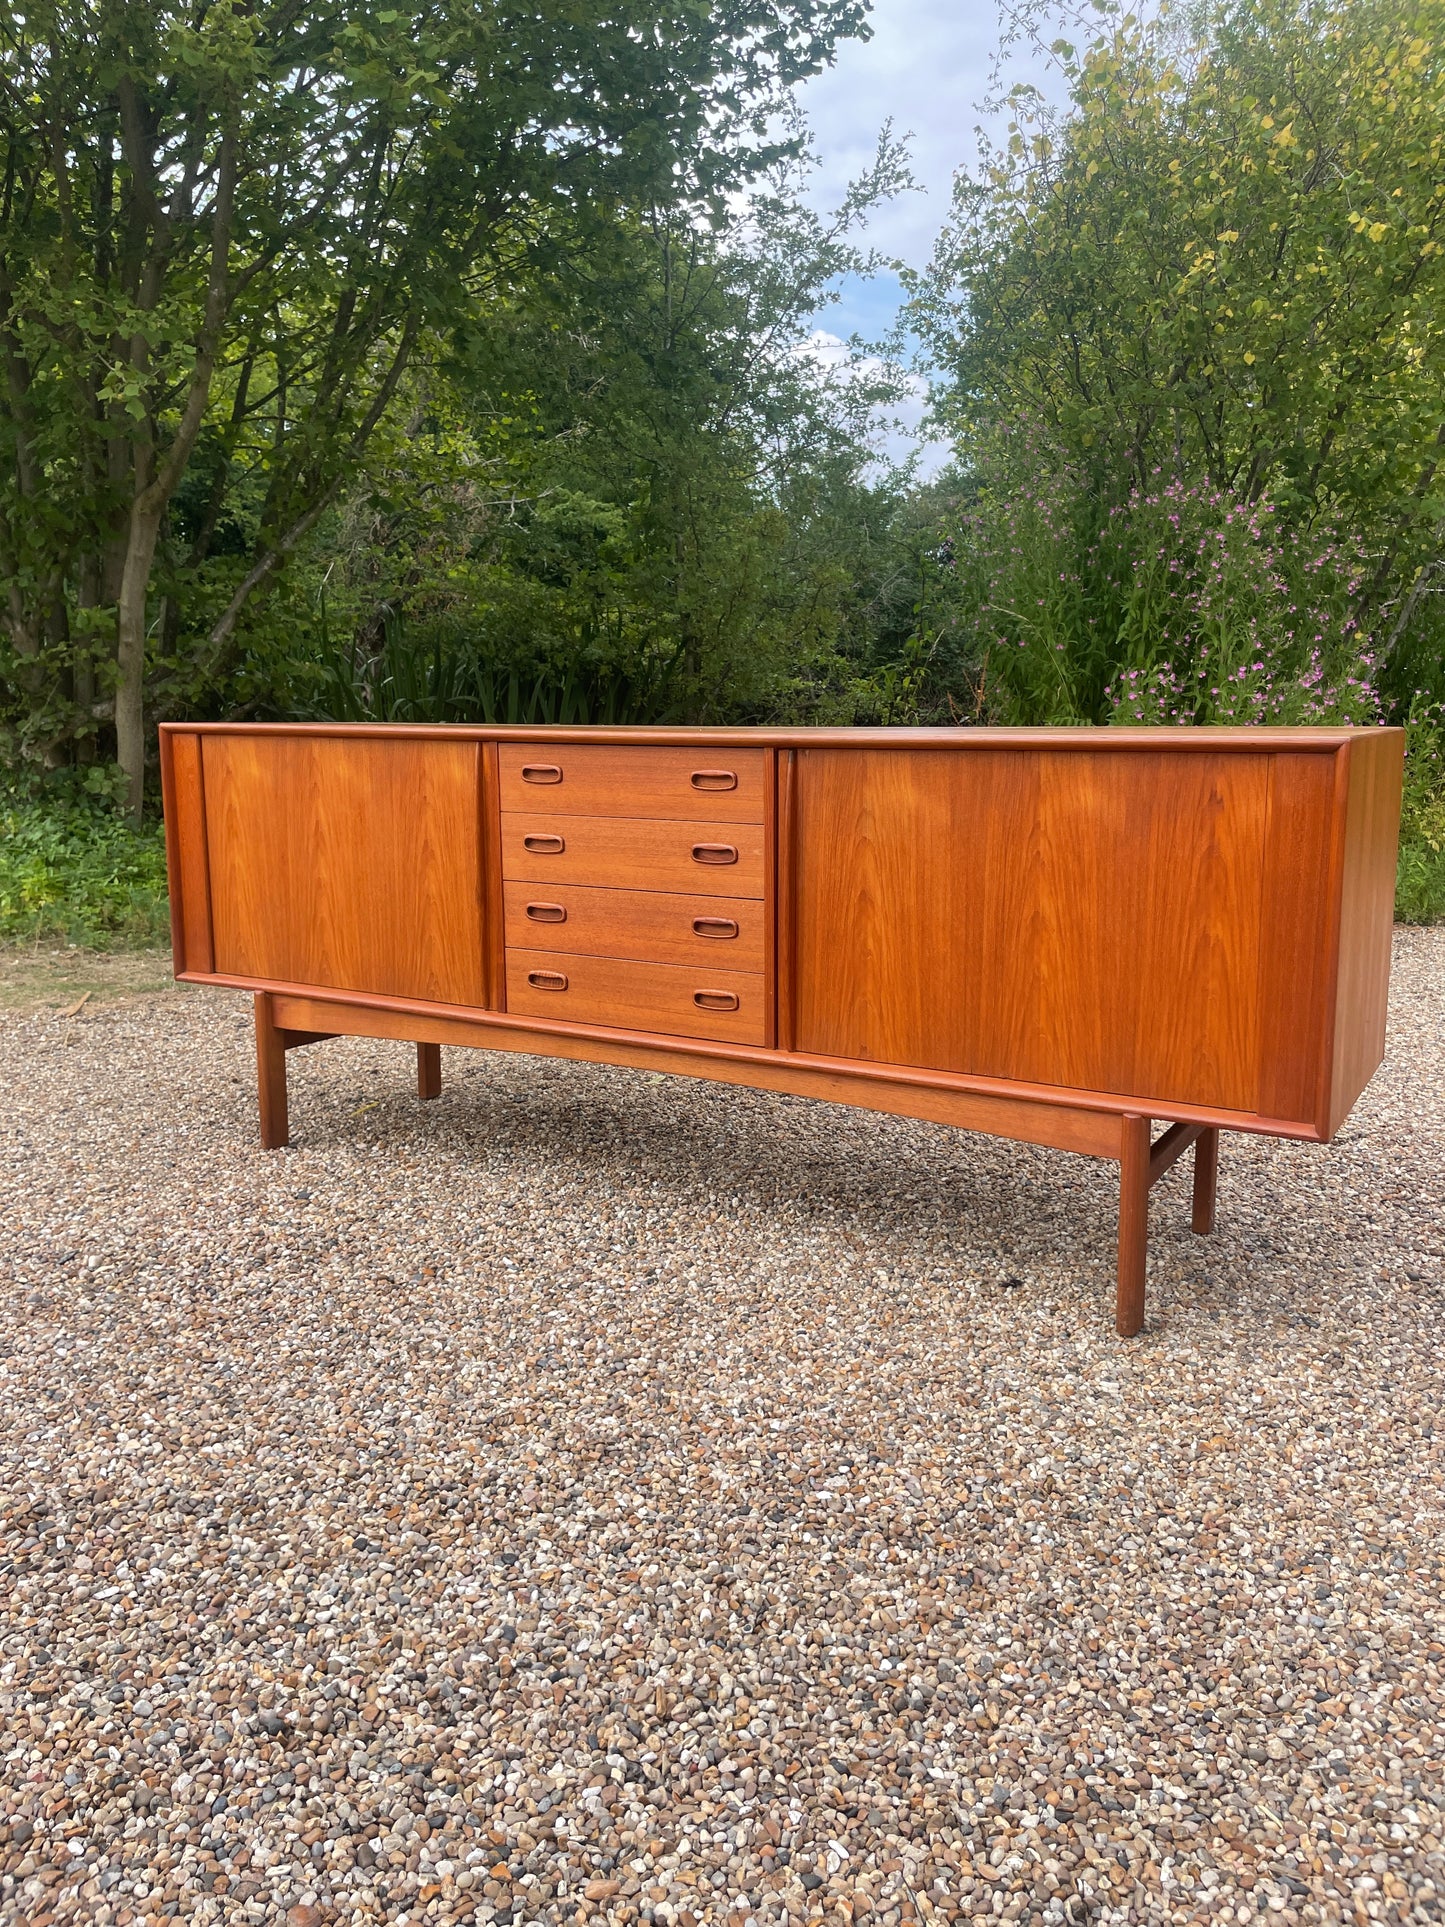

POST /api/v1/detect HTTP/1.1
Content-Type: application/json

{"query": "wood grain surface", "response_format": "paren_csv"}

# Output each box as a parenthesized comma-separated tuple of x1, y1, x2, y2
(208, 964, 1320, 1136)
(1327, 729, 1405, 1135)
(480, 740, 506, 1011)
(503, 881, 765, 971)
(763, 747, 778, 1049)
(169, 720, 1380, 751)
(203, 733, 487, 1005)
(254, 992, 289, 1149)
(499, 743, 766, 819)
(505, 948, 766, 1044)
(271, 991, 1124, 1156)
(792, 745, 1278, 1112)
(1117, 1114, 1151, 1336)
(170, 722, 1404, 1156)
(1253, 751, 1338, 1124)
(501, 812, 766, 896)
(161, 730, 214, 975)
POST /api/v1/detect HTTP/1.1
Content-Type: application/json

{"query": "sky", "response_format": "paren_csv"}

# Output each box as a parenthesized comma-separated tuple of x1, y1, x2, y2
(795, 0, 1005, 347)
(789, 0, 1059, 469)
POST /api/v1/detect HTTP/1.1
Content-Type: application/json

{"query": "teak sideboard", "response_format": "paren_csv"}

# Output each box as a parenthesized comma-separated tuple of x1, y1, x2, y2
(160, 723, 1404, 1335)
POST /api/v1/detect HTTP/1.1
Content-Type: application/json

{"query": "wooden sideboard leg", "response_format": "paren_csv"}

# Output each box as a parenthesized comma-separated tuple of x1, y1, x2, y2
(1192, 1127, 1219, 1235)
(417, 1042, 442, 1101)
(254, 993, 290, 1150)
(1117, 1113, 1151, 1337)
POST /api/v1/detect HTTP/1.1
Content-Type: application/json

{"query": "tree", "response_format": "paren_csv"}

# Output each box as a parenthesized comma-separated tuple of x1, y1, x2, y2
(910, 0, 1445, 704)
(292, 136, 920, 725)
(0, 0, 867, 812)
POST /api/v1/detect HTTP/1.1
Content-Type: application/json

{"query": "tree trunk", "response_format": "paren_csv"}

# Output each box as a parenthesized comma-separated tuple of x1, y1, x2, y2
(115, 505, 163, 821)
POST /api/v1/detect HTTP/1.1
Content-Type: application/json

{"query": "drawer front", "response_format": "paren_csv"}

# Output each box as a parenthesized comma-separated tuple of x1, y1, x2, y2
(499, 743, 766, 820)
(504, 881, 765, 971)
(507, 948, 765, 1044)
(502, 813, 765, 896)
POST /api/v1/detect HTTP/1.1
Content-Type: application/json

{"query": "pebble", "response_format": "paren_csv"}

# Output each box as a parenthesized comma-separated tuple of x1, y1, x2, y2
(1, 931, 1442, 1927)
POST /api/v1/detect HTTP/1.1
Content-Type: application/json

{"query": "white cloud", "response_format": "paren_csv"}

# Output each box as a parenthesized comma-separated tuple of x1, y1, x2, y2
(795, 0, 1004, 275)
(789, 1, 1072, 467)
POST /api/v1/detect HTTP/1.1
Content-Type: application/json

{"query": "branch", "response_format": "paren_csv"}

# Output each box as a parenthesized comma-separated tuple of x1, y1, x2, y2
(204, 485, 340, 662)
(1379, 559, 1445, 667)
(204, 315, 421, 662)
(139, 119, 237, 516)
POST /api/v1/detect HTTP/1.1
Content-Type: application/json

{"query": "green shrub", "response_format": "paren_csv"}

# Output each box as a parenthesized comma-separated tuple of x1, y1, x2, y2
(0, 771, 169, 948)
(299, 610, 685, 726)
(1397, 699, 1445, 924)
(927, 435, 1379, 728)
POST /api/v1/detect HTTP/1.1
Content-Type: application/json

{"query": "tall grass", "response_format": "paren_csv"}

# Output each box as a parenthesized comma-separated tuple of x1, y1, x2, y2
(299, 613, 685, 727)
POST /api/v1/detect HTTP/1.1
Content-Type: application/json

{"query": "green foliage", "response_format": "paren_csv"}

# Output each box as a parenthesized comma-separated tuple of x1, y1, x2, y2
(912, 0, 1445, 709)
(0, 0, 870, 801)
(304, 614, 685, 727)
(0, 776, 169, 948)
(1397, 699, 1445, 922)
(925, 435, 1377, 726)
(273, 142, 920, 727)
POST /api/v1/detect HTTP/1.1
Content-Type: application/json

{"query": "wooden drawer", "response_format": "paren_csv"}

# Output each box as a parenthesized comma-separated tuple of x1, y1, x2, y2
(500, 743, 766, 820)
(502, 812, 765, 896)
(504, 881, 765, 971)
(507, 948, 766, 1044)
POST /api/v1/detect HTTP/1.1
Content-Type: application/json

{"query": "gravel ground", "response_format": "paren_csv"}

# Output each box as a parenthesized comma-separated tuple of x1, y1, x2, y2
(2, 930, 1442, 1927)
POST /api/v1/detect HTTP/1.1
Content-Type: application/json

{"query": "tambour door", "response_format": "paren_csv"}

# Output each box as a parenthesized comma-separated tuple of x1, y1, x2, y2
(791, 746, 1339, 1120)
(198, 733, 488, 1005)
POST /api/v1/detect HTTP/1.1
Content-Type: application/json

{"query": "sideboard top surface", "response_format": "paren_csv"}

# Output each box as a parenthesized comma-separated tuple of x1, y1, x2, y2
(159, 721, 1393, 750)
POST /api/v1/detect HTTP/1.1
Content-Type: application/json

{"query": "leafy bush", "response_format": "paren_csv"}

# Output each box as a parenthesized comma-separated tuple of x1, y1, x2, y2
(297, 611, 685, 727)
(0, 771, 169, 948)
(1097, 483, 1377, 726)
(929, 437, 1378, 728)
(1397, 699, 1445, 924)
(913, 0, 1445, 717)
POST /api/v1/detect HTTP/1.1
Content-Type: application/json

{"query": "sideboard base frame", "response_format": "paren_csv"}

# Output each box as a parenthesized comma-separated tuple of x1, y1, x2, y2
(249, 989, 1219, 1336)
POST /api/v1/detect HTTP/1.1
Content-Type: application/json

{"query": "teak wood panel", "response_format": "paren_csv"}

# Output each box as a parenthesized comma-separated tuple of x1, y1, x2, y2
(501, 812, 765, 896)
(503, 880, 765, 972)
(1328, 729, 1405, 1134)
(791, 745, 1302, 1115)
(188, 964, 1324, 1136)
(505, 948, 766, 1045)
(270, 992, 1123, 1155)
(480, 740, 506, 1011)
(167, 721, 1385, 749)
(1253, 751, 1337, 1125)
(202, 733, 488, 1006)
(161, 730, 214, 974)
(499, 743, 766, 820)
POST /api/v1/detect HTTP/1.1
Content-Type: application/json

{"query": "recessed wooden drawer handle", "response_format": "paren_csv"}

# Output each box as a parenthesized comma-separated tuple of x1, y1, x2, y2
(527, 969, 569, 990)
(693, 916, 739, 938)
(521, 763, 562, 783)
(525, 902, 567, 923)
(691, 842, 738, 865)
(523, 832, 565, 854)
(693, 989, 740, 1011)
(691, 769, 738, 791)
